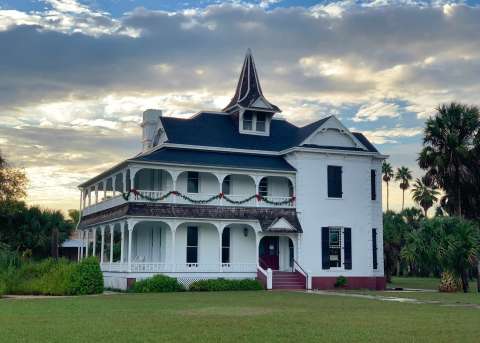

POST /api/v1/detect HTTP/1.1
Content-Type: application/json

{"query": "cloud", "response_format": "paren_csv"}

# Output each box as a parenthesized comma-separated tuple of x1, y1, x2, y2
(351, 126, 424, 144)
(352, 102, 400, 122)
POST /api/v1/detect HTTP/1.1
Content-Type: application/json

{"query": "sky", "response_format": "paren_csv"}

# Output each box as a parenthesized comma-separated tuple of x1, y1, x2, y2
(0, 0, 479, 214)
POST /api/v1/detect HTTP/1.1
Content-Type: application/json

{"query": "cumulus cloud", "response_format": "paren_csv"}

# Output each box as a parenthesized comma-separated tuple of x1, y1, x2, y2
(1, 1, 479, 211)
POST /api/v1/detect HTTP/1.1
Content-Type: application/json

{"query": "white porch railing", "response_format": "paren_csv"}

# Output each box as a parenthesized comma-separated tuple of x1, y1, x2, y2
(84, 195, 126, 216)
(222, 195, 256, 207)
(262, 196, 295, 207)
(176, 193, 220, 205)
(100, 262, 258, 273)
(135, 191, 170, 202)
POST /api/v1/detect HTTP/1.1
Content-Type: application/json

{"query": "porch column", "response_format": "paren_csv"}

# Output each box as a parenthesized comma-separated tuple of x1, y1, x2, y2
(297, 234, 302, 265)
(79, 230, 84, 259)
(171, 228, 176, 272)
(129, 167, 138, 201)
(85, 229, 89, 257)
(103, 180, 107, 202)
(100, 226, 105, 263)
(109, 225, 114, 265)
(112, 176, 116, 198)
(77, 230, 80, 261)
(255, 232, 260, 266)
(88, 188, 92, 207)
(92, 228, 97, 258)
(94, 184, 99, 205)
(218, 174, 223, 206)
(255, 178, 259, 207)
(121, 222, 126, 263)
(82, 190, 86, 211)
(127, 221, 133, 272)
(218, 225, 223, 272)
(122, 170, 127, 194)
(172, 172, 177, 204)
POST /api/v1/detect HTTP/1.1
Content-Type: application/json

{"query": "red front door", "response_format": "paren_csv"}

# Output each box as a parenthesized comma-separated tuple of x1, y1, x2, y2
(259, 237, 279, 270)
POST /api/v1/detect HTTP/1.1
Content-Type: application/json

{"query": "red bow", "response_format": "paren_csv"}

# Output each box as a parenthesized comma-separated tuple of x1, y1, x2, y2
(173, 191, 178, 195)
(219, 193, 223, 199)
(131, 189, 136, 195)
(292, 196, 296, 201)
(256, 194, 260, 201)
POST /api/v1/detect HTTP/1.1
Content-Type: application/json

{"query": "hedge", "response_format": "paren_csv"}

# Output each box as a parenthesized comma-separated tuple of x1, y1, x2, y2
(131, 275, 186, 293)
(189, 278, 265, 291)
(0, 280, 5, 298)
(69, 256, 104, 295)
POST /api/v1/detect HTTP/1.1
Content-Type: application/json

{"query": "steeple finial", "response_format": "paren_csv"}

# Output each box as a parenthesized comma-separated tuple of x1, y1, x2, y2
(222, 49, 280, 112)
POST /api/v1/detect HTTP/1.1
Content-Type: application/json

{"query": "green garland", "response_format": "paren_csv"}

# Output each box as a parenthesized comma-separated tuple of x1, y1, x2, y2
(123, 189, 295, 206)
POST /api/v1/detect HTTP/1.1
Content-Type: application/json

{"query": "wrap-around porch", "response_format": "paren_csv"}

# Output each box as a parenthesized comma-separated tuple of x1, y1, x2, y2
(78, 218, 301, 275)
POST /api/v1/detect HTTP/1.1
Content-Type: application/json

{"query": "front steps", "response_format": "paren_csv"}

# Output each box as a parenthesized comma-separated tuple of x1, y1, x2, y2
(272, 272, 306, 290)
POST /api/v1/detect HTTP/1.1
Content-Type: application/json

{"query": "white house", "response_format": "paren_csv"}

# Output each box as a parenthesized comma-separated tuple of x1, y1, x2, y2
(77, 49, 387, 291)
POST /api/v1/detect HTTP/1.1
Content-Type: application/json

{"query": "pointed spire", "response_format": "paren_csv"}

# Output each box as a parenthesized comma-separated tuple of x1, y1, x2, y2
(222, 49, 280, 112)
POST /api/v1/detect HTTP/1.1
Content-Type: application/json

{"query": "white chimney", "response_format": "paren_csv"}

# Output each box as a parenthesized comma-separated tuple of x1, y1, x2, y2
(141, 109, 162, 153)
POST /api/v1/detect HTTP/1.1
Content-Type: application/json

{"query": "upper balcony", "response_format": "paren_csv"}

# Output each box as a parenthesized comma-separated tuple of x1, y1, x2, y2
(81, 166, 296, 216)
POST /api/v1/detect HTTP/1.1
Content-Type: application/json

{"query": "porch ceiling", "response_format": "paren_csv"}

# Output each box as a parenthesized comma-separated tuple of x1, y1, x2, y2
(78, 203, 302, 233)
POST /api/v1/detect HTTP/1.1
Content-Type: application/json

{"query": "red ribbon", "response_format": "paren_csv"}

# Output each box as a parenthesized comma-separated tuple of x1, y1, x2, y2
(131, 189, 136, 196)
(292, 196, 296, 201)
(173, 191, 178, 195)
(219, 193, 223, 199)
(256, 194, 260, 202)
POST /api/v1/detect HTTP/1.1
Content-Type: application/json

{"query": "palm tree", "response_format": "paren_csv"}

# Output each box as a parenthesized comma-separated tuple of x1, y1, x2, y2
(411, 176, 440, 217)
(418, 102, 480, 217)
(382, 161, 394, 210)
(395, 166, 413, 211)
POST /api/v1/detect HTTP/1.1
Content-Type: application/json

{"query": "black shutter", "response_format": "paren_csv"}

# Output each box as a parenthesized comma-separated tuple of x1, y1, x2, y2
(372, 229, 378, 269)
(327, 166, 335, 198)
(335, 167, 342, 198)
(322, 227, 330, 269)
(371, 170, 376, 200)
(344, 228, 352, 270)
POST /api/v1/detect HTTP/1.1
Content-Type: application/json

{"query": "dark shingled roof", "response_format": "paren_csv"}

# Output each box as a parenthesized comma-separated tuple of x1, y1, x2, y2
(160, 113, 331, 151)
(223, 49, 280, 112)
(78, 203, 302, 233)
(130, 148, 296, 171)
(352, 132, 379, 153)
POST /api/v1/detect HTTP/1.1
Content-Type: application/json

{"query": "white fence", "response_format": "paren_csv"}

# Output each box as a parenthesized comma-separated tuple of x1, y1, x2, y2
(100, 263, 258, 273)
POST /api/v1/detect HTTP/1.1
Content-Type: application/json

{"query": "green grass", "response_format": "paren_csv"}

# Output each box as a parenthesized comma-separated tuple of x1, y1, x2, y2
(388, 276, 478, 291)
(1, 291, 480, 342)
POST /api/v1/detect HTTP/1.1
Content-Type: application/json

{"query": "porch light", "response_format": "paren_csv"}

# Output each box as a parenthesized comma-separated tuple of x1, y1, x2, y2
(244, 228, 249, 237)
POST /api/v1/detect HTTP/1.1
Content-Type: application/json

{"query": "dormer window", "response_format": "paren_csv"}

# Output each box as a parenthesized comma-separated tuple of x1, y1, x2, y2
(241, 110, 270, 135)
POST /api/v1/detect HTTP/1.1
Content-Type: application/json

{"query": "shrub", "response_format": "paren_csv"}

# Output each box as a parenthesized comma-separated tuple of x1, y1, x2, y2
(189, 278, 265, 291)
(21, 249, 32, 263)
(0, 266, 24, 294)
(0, 250, 21, 270)
(31, 263, 76, 296)
(0, 280, 5, 298)
(69, 256, 104, 295)
(20, 258, 70, 279)
(334, 275, 348, 288)
(131, 274, 185, 293)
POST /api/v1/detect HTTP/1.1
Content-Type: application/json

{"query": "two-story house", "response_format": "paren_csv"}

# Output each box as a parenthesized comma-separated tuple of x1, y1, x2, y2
(76, 49, 387, 291)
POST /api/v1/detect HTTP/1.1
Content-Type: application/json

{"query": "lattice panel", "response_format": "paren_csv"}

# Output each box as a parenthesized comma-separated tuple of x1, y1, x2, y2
(176, 277, 255, 289)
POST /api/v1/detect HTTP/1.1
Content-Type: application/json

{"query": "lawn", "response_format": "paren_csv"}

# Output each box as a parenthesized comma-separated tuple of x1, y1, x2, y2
(333, 276, 480, 306)
(1, 291, 479, 342)
(387, 276, 478, 291)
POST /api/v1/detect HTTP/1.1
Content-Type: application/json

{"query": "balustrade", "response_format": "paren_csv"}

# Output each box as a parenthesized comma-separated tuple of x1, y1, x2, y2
(100, 262, 257, 273)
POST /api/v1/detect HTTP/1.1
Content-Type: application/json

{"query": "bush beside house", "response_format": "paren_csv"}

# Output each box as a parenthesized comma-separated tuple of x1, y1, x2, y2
(131, 274, 185, 293)
(189, 279, 265, 291)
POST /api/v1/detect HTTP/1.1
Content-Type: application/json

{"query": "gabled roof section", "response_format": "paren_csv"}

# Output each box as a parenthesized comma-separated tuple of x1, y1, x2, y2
(267, 217, 298, 232)
(158, 112, 331, 152)
(223, 49, 280, 112)
(298, 116, 370, 151)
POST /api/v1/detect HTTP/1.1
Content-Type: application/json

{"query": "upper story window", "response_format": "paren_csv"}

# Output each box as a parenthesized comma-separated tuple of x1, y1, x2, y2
(371, 170, 377, 200)
(187, 172, 199, 193)
(259, 178, 268, 197)
(327, 166, 342, 198)
(241, 110, 270, 134)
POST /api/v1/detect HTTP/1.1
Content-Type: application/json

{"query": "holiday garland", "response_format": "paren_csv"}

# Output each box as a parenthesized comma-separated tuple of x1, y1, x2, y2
(123, 189, 295, 206)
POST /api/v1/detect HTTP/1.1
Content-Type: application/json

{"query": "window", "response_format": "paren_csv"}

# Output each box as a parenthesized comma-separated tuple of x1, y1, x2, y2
(372, 229, 378, 269)
(259, 178, 268, 197)
(187, 172, 199, 193)
(327, 166, 342, 198)
(222, 175, 231, 195)
(256, 112, 266, 132)
(287, 179, 294, 197)
(243, 112, 253, 131)
(371, 170, 376, 200)
(186, 226, 198, 264)
(329, 227, 342, 268)
(222, 227, 230, 264)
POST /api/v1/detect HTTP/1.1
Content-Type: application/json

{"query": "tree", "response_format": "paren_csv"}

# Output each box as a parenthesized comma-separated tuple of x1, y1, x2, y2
(401, 217, 480, 293)
(395, 166, 413, 211)
(0, 149, 29, 206)
(382, 161, 394, 211)
(418, 102, 480, 217)
(411, 176, 440, 217)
